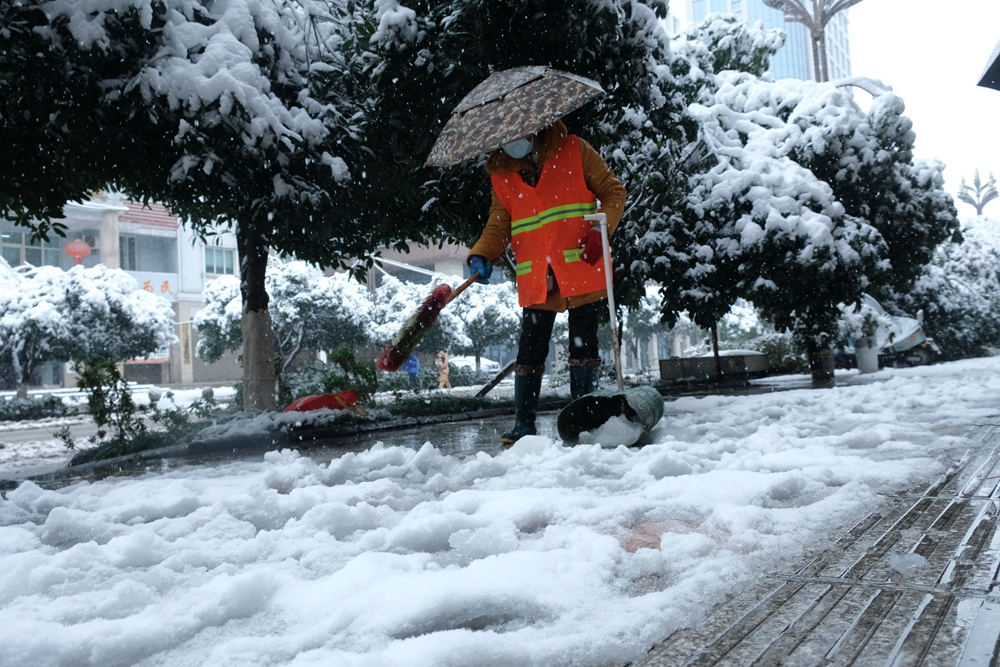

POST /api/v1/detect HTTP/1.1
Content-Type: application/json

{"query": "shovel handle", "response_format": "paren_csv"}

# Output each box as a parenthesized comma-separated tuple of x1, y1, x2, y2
(446, 272, 481, 304)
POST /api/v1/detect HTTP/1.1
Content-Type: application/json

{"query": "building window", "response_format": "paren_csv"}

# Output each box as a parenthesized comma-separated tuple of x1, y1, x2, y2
(120, 235, 138, 270)
(692, 0, 707, 22)
(205, 247, 236, 275)
(710, 0, 728, 12)
(731, 0, 741, 11)
(0, 231, 60, 267)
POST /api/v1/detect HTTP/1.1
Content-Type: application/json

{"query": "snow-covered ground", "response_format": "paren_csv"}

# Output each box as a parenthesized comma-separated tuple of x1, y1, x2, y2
(1, 359, 998, 667)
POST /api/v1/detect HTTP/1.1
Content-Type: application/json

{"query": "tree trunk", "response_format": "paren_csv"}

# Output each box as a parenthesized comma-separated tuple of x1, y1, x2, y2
(12, 348, 28, 399)
(237, 222, 277, 412)
(711, 323, 722, 380)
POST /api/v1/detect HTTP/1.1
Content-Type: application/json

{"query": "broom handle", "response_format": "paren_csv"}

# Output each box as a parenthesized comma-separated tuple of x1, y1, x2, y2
(585, 213, 624, 392)
(446, 272, 481, 304)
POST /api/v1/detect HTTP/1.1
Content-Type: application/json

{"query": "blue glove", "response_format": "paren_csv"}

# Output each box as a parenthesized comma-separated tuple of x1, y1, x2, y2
(468, 255, 493, 284)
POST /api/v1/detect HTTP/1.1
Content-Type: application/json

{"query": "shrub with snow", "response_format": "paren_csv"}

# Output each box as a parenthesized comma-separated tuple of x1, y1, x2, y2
(0, 260, 176, 396)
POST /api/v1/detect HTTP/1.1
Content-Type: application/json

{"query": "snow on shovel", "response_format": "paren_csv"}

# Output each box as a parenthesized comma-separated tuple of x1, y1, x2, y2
(375, 273, 481, 372)
(557, 213, 664, 446)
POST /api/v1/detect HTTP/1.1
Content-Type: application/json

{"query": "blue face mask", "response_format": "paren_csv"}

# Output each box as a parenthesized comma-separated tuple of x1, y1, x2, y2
(502, 137, 533, 159)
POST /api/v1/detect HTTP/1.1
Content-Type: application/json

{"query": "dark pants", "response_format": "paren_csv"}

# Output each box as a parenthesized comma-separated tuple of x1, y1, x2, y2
(515, 301, 601, 368)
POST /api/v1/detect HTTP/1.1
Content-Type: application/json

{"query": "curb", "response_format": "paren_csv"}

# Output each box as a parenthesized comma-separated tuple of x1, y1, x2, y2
(0, 402, 572, 492)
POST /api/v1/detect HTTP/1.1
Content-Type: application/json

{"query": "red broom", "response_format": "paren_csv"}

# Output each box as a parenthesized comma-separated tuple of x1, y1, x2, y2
(375, 273, 481, 372)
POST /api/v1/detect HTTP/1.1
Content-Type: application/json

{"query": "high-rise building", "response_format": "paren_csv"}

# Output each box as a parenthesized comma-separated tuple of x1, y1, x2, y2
(685, 0, 851, 81)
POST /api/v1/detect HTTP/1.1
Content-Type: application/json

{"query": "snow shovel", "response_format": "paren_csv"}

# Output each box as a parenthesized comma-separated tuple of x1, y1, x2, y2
(557, 213, 664, 447)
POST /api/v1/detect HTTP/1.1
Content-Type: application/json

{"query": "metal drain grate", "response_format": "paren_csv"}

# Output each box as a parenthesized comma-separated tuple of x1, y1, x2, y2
(628, 423, 1000, 667)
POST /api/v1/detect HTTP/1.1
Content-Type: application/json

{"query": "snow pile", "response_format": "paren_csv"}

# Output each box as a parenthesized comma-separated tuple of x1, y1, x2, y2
(577, 415, 646, 447)
(1, 358, 999, 666)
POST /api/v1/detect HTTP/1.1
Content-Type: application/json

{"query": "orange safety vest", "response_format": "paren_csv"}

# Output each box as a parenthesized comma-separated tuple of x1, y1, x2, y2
(491, 136, 605, 308)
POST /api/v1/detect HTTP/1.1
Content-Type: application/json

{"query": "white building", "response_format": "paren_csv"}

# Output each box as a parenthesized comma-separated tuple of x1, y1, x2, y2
(685, 0, 852, 81)
(1, 193, 241, 389)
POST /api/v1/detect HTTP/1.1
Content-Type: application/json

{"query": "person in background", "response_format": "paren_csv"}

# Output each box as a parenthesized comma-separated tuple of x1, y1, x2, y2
(466, 119, 626, 445)
(436, 351, 451, 389)
(403, 353, 420, 391)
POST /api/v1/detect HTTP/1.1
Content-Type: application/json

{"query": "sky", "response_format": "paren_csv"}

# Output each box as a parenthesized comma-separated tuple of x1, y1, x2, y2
(671, 0, 1000, 223)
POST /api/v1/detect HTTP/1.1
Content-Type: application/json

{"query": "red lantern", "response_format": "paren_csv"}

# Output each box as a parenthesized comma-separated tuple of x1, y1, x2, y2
(64, 239, 92, 265)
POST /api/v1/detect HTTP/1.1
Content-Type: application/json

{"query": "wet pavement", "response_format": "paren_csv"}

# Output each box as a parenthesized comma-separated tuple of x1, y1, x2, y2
(624, 422, 1000, 667)
(0, 371, 884, 489)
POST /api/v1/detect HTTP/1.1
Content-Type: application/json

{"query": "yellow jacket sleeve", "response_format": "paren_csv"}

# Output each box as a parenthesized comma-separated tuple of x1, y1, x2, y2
(467, 191, 512, 264)
(578, 137, 626, 235)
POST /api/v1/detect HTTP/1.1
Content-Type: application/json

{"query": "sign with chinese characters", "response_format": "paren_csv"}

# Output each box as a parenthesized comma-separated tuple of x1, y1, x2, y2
(129, 271, 179, 302)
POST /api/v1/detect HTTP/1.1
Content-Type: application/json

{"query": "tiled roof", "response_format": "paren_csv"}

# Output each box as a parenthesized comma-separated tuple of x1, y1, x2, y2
(119, 201, 179, 229)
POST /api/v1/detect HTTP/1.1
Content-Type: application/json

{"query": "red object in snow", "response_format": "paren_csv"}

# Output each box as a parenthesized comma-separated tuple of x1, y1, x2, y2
(283, 390, 362, 413)
(64, 239, 92, 264)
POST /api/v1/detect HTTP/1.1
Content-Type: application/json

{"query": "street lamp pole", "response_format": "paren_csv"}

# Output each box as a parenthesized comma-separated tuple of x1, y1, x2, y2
(762, 0, 865, 82)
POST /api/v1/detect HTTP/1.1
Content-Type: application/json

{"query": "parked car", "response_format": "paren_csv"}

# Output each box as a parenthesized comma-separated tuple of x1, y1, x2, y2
(448, 356, 502, 373)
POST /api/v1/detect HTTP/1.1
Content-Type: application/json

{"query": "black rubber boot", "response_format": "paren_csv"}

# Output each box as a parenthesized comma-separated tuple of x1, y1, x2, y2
(569, 361, 601, 401)
(501, 372, 543, 445)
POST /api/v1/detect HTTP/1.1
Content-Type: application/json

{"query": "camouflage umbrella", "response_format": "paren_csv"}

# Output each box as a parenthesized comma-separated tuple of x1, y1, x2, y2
(424, 66, 605, 168)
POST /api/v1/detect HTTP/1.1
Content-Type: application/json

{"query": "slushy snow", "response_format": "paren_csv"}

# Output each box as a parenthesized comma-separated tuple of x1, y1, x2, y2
(1, 358, 999, 666)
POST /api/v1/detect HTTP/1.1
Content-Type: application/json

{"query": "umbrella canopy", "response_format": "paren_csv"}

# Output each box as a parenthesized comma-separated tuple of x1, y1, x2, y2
(424, 66, 604, 168)
(979, 38, 1000, 91)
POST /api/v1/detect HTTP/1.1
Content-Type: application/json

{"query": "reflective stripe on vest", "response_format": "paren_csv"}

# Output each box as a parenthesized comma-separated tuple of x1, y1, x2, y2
(510, 202, 597, 237)
(490, 135, 607, 307)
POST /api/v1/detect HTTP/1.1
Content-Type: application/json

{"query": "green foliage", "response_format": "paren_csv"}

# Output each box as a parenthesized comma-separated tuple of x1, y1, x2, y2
(282, 347, 380, 405)
(73, 359, 149, 456)
(321, 348, 379, 401)
(66, 361, 226, 463)
(0, 396, 67, 422)
(736, 332, 808, 374)
(382, 393, 503, 418)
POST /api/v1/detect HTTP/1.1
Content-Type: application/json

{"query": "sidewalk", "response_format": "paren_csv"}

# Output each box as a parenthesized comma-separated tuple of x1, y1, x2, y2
(627, 422, 1000, 667)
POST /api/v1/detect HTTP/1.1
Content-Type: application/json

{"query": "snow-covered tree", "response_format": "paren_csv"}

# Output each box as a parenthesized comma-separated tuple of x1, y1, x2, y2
(621, 286, 673, 368)
(368, 274, 470, 357)
(1, 0, 365, 411)
(892, 222, 1000, 359)
(786, 80, 960, 298)
(623, 14, 959, 378)
(0, 262, 176, 397)
(195, 261, 373, 373)
(358, 0, 675, 250)
(192, 276, 243, 366)
(448, 280, 521, 371)
(616, 16, 785, 331)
